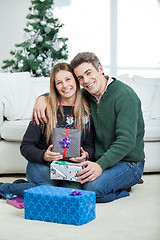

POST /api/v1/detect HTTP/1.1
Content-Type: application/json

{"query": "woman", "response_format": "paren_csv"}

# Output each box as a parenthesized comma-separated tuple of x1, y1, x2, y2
(0, 63, 95, 199)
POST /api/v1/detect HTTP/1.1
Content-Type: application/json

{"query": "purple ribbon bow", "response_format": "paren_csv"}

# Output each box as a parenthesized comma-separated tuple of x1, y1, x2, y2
(60, 137, 71, 148)
(70, 189, 82, 196)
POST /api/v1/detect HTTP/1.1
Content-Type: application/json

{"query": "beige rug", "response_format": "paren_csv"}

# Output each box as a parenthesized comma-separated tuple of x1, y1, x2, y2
(0, 174, 160, 240)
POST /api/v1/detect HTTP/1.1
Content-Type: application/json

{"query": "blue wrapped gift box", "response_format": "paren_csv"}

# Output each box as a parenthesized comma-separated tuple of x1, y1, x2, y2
(24, 185, 96, 225)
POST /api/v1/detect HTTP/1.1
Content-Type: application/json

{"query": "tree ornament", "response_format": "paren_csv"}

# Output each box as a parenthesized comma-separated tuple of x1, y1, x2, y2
(30, 8, 34, 15)
(32, 18, 39, 23)
(47, 23, 54, 29)
(46, 41, 52, 45)
(40, 19, 47, 26)
(27, 25, 33, 31)
(42, 62, 47, 69)
(29, 54, 35, 60)
(21, 49, 28, 57)
(46, 9, 53, 19)
(30, 43, 36, 48)
(45, 27, 51, 33)
(37, 55, 43, 62)
(41, 53, 46, 58)
(21, 51, 26, 57)
(46, 50, 52, 56)
(30, 31, 36, 37)
(53, 39, 60, 51)
(33, 9, 39, 15)
(18, 61, 23, 68)
(36, 67, 42, 75)
(37, 35, 43, 42)
(40, 0, 45, 2)
(61, 49, 66, 56)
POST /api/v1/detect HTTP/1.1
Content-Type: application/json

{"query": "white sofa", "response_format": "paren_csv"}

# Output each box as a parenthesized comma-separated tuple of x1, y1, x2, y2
(0, 72, 160, 174)
(0, 72, 50, 174)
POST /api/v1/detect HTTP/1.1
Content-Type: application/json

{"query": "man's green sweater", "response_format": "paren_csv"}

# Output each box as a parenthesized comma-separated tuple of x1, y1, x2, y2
(43, 79, 145, 171)
(82, 79, 145, 171)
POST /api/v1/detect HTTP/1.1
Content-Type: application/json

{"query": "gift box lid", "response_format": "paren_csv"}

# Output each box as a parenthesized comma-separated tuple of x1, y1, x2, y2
(24, 185, 95, 199)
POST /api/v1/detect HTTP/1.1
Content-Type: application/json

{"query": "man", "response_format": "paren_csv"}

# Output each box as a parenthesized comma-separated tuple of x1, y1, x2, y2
(32, 52, 145, 203)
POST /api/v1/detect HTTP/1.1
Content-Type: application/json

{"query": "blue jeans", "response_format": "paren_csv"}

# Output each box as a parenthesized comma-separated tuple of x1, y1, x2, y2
(82, 160, 145, 202)
(0, 160, 144, 202)
(0, 162, 81, 199)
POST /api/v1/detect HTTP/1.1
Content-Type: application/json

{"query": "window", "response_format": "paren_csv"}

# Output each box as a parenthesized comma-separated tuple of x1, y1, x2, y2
(117, 0, 160, 77)
(55, 0, 110, 70)
(55, 0, 160, 78)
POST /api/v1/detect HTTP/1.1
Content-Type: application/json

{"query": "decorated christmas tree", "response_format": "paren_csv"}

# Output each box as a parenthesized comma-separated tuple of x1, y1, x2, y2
(2, 0, 68, 77)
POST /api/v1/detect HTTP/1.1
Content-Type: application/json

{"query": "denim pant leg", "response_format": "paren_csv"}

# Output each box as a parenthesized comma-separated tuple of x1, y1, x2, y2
(0, 182, 36, 199)
(82, 160, 145, 203)
(0, 162, 57, 199)
(0, 162, 61, 199)
(26, 162, 58, 186)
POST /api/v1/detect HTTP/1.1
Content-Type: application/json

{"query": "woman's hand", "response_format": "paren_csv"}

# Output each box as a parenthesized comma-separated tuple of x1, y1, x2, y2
(31, 96, 48, 125)
(43, 145, 62, 162)
(70, 147, 89, 163)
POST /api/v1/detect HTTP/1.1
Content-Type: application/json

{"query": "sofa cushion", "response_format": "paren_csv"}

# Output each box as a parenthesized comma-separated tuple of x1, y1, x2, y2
(144, 118, 160, 141)
(150, 86, 160, 119)
(1, 118, 160, 142)
(1, 120, 30, 141)
(116, 74, 133, 85)
(133, 75, 160, 86)
(133, 75, 160, 119)
(129, 81, 156, 120)
(0, 72, 36, 120)
(31, 77, 50, 98)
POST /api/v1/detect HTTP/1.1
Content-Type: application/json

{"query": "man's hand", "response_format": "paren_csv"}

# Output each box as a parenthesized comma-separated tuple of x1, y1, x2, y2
(43, 145, 62, 162)
(31, 96, 48, 125)
(70, 147, 88, 163)
(77, 161, 102, 184)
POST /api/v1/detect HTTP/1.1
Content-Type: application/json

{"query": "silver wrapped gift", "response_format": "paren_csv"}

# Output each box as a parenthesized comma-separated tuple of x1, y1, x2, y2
(50, 161, 82, 182)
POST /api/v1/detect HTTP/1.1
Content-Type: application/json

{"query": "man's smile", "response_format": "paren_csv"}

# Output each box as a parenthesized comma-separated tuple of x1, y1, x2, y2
(85, 81, 95, 89)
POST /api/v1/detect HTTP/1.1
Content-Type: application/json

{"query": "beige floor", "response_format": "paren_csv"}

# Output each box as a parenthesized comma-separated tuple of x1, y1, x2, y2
(0, 174, 160, 240)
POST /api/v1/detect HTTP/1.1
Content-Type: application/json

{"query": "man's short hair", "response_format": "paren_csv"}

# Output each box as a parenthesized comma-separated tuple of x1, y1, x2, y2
(71, 52, 101, 71)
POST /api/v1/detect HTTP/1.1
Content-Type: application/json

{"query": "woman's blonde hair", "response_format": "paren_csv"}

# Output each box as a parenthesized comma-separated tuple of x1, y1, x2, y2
(45, 62, 90, 143)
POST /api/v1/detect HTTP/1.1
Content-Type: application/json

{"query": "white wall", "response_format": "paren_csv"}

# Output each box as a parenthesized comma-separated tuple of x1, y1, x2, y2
(0, 0, 31, 72)
(0, 0, 109, 72)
